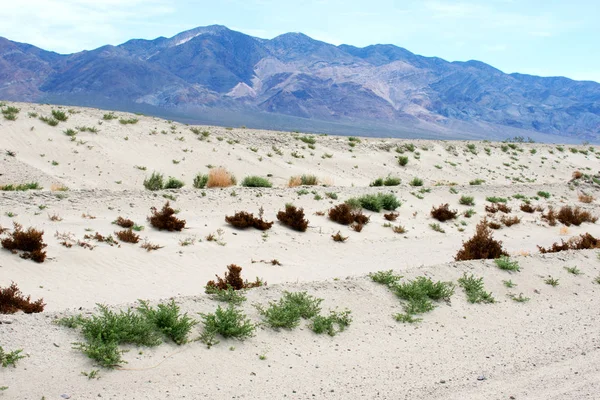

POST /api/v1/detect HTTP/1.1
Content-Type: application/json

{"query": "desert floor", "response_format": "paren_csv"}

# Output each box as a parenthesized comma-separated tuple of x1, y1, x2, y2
(1, 102, 600, 399)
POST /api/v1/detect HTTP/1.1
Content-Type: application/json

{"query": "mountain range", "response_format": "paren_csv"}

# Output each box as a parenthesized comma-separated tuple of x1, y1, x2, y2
(1, 25, 599, 142)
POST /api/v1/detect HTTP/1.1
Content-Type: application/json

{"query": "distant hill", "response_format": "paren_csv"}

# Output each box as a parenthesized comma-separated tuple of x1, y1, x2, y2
(1, 25, 599, 142)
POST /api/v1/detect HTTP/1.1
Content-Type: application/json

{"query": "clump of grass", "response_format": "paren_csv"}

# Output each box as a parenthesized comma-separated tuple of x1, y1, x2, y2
(455, 219, 508, 260)
(39, 115, 59, 126)
(409, 177, 423, 187)
(0, 182, 42, 191)
(486, 196, 507, 203)
(544, 277, 559, 287)
(503, 280, 516, 288)
(207, 167, 236, 188)
(457, 274, 495, 304)
(397, 156, 409, 166)
(205, 264, 264, 291)
(143, 172, 164, 191)
(119, 118, 139, 125)
(199, 305, 255, 346)
(225, 210, 273, 231)
(429, 223, 445, 233)
(257, 292, 322, 329)
(392, 276, 454, 316)
(0, 222, 47, 262)
(164, 177, 185, 189)
(431, 203, 458, 222)
(464, 209, 476, 218)
(277, 204, 308, 232)
(346, 193, 401, 212)
(384, 212, 399, 221)
(102, 112, 117, 120)
(310, 310, 352, 336)
(0, 346, 25, 368)
(370, 176, 401, 187)
(495, 256, 520, 271)
(459, 196, 475, 206)
(241, 176, 272, 188)
(564, 266, 582, 275)
(369, 270, 402, 286)
(147, 202, 186, 231)
(193, 173, 209, 189)
(509, 293, 530, 303)
(0, 282, 45, 314)
(537, 191, 551, 199)
(469, 179, 485, 186)
(51, 109, 68, 122)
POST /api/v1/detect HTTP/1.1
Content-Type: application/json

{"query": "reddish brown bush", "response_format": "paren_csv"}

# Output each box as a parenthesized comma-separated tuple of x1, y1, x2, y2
(520, 203, 535, 213)
(115, 229, 140, 243)
(205, 264, 264, 291)
(557, 206, 597, 226)
(0, 282, 45, 314)
(486, 203, 511, 214)
(578, 193, 594, 203)
(431, 203, 458, 222)
(488, 221, 502, 229)
(455, 219, 508, 261)
(225, 211, 273, 231)
(276, 205, 309, 232)
(538, 233, 600, 253)
(115, 216, 134, 228)
(384, 212, 399, 221)
(351, 223, 364, 232)
(501, 215, 521, 227)
(331, 231, 348, 242)
(572, 170, 583, 180)
(1, 222, 47, 263)
(329, 203, 369, 225)
(542, 207, 557, 226)
(148, 202, 186, 231)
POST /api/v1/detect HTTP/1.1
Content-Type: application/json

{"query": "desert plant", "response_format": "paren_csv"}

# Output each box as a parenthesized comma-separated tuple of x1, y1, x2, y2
(0, 282, 45, 314)
(164, 177, 185, 189)
(486, 196, 507, 203)
(136, 300, 197, 345)
(0, 346, 25, 368)
(115, 229, 140, 244)
(544, 277, 559, 287)
(257, 292, 322, 329)
(205, 286, 247, 305)
(369, 270, 402, 286)
(147, 202, 186, 231)
(486, 203, 511, 214)
(143, 172, 164, 191)
(578, 193, 594, 203)
(193, 173, 209, 189)
(277, 204, 309, 232)
(39, 115, 59, 126)
(0, 222, 47, 262)
(564, 266, 582, 275)
(397, 156, 409, 166)
(384, 212, 399, 221)
(114, 217, 134, 228)
(329, 203, 369, 225)
(455, 219, 508, 261)
(464, 209, 476, 218)
(538, 233, 600, 253)
(457, 274, 495, 304)
(205, 264, 264, 291)
(51, 109, 68, 121)
(225, 210, 273, 231)
(495, 256, 520, 272)
(500, 215, 521, 227)
(556, 206, 597, 226)
(429, 223, 445, 233)
(241, 176, 272, 188)
(459, 196, 475, 206)
(392, 276, 454, 315)
(0, 182, 42, 191)
(310, 310, 352, 336)
(119, 118, 138, 125)
(331, 231, 348, 242)
(469, 179, 485, 186)
(520, 203, 535, 213)
(409, 177, 423, 186)
(431, 203, 458, 222)
(542, 207, 558, 226)
(537, 191, 551, 199)
(207, 167, 236, 188)
(199, 305, 255, 345)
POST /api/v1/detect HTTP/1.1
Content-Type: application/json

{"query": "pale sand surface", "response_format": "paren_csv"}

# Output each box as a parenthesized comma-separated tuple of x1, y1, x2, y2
(1, 102, 600, 399)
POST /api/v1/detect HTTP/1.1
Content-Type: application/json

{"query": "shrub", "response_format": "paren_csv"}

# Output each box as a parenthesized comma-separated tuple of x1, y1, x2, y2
(310, 310, 352, 336)
(119, 118, 139, 125)
(488, 220, 502, 230)
(457, 274, 495, 304)
(257, 292, 322, 329)
(384, 212, 399, 221)
(397, 156, 409, 166)
(500, 215, 521, 227)
(485, 203, 511, 214)
(114, 217, 134, 228)
(0, 282, 45, 314)
(329, 204, 368, 225)
(51, 109, 68, 121)
(486, 196, 507, 203)
(556, 206, 597, 226)
(455, 219, 508, 261)
(331, 231, 348, 242)
(0, 346, 26, 367)
(205, 286, 247, 305)
(241, 176, 272, 188)
(143, 172, 164, 191)
(102, 112, 117, 120)
(538, 233, 600, 253)
(369, 270, 402, 286)
(469, 179, 485, 186)
(39, 116, 59, 126)
(392, 277, 454, 315)
(0, 222, 47, 262)
(225, 210, 273, 231)
(459, 196, 475, 206)
(136, 300, 197, 345)
(371, 176, 401, 186)
(409, 177, 423, 187)
(579, 193, 594, 203)
(147, 202, 186, 231)
(347, 193, 401, 212)
(164, 177, 184, 189)
(301, 175, 319, 185)
(199, 305, 255, 342)
(431, 204, 458, 222)
(542, 207, 557, 226)
(115, 229, 140, 244)
(193, 174, 209, 189)
(205, 264, 264, 291)
(537, 191, 551, 199)
(207, 167, 236, 188)
(495, 256, 520, 271)
(520, 203, 535, 213)
(0, 182, 42, 191)
(277, 204, 308, 232)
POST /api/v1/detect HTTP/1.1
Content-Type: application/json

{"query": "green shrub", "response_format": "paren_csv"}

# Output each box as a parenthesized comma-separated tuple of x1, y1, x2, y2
(257, 292, 322, 329)
(486, 196, 507, 203)
(469, 179, 485, 186)
(0, 346, 25, 368)
(193, 173, 209, 189)
(205, 286, 247, 305)
(119, 118, 139, 125)
(459, 196, 475, 206)
(0, 182, 42, 191)
(397, 156, 409, 166)
(301, 175, 318, 185)
(51, 109, 68, 122)
(494, 256, 520, 272)
(537, 191, 551, 199)
(143, 172, 164, 191)
(369, 270, 402, 286)
(164, 177, 184, 189)
(351, 193, 402, 212)
(392, 276, 454, 315)
(241, 176, 272, 188)
(457, 274, 495, 304)
(409, 177, 423, 187)
(39, 116, 59, 126)
(136, 300, 197, 345)
(309, 310, 352, 336)
(102, 113, 117, 120)
(199, 305, 255, 343)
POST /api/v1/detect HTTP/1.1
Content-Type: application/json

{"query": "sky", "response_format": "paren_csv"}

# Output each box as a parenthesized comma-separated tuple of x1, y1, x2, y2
(1, 0, 598, 82)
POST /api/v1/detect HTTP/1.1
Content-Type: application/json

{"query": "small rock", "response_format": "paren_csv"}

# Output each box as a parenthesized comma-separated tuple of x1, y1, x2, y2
(53, 343, 60, 348)
(61, 395, 71, 399)
(477, 375, 486, 381)
(440, 379, 446, 384)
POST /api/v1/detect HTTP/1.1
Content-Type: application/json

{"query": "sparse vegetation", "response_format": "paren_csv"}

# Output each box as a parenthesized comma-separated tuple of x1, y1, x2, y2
(459, 196, 475, 206)
(193, 173, 209, 189)
(457, 274, 495, 303)
(143, 172, 164, 191)
(147, 202, 186, 231)
(205, 264, 264, 292)
(431, 203, 458, 222)
(329, 203, 369, 225)
(0, 282, 45, 314)
(225, 210, 273, 231)
(495, 256, 520, 272)
(276, 204, 309, 232)
(257, 292, 322, 330)
(0, 346, 25, 368)
(538, 233, 600, 253)
(0, 222, 47, 262)
(241, 176, 272, 188)
(207, 167, 236, 188)
(455, 219, 508, 261)
(164, 177, 185, 189)
(310, 310, 352, 336)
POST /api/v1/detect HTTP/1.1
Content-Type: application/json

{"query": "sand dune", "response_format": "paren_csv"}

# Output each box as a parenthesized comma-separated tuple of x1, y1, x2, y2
(1, 102, 599, 399)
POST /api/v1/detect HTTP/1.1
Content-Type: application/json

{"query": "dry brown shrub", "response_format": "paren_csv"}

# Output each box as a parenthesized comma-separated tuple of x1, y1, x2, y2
(542, 207, 557, 226)
(431, 203, 458, 222)
(1, 222, 47, 262)
(48, 213, 62, 222)
(0, 282, 45, 314)
(225, 211, 273, 231)
(455, 218, 508, 261)
(140, 240, 162, 252)
(572, 170, 583, 180)
(520, 203, 535, 213)
(81, 213, 96, 220)
(501, 215, 521, 227)
(392, 225, 406, 234)
(488, 221, 502, 229)
(538, 233, 600, 253)
(148, 202, 186, 231)
(205, 264, 264, 291)
(556, 206, 597, 226)
(115, 229, 140, 243)
(331, 231, 348, 242)
(329, 204, 369, 225)
(276, 205, 309, 232)
(207, 167, 236, 188)
(486, 204, 511, 214)
(578, 193, 594, 204)
(287, 176, 302, 187)
(384, 212, 399, 221)
(115, 216, 134, 228)
(351, 223, 364, 232)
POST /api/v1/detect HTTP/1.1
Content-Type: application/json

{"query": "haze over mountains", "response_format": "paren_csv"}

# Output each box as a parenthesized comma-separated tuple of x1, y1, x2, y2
(1, 25, 599, 142)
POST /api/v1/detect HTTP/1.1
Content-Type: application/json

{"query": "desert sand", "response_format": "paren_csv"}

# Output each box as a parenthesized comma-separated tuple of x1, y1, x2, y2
(1, 102, 600, 399)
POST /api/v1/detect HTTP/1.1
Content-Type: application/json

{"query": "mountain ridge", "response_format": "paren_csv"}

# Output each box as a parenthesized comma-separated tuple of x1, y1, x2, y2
(0, 25, 598, 141)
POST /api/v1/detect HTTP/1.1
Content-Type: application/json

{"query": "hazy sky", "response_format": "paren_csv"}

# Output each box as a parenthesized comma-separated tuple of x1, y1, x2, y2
(1, 0, 598, 82)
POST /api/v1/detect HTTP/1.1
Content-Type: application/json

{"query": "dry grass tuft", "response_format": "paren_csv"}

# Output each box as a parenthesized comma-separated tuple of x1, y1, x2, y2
(572, 170, 583, 180)
(331, 231, 348, 242)
(287, 176, 302, 187)
(500, 215, 521, 227)
(455, 219, 508, 261)
(206, 264, 264, 291)
(430, 203, 458, 222)
(578, 193, 594, 203)
(140, 240, 163, 252)
(0, 282, 45, 314)
(556, 206, 597, 227)
(384, 212, 399, 221)
(276, 205, 309, 232)
(115, 229, 140, 244)
(114, 217, 134, 228)
(520, 203, 535, 213)
(1, 222, 47, 262)
(50, 183, 69, 192)
(148, 202, 186, 231)
(207, 167, 236, 188)
(486, 203, 511, 214)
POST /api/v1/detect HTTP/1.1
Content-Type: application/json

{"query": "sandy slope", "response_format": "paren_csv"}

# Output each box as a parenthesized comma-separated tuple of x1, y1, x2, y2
(1, 102, 600, 399)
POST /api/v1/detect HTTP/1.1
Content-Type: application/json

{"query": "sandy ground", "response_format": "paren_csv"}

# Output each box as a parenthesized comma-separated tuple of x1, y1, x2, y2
(1, 102, 600, 399)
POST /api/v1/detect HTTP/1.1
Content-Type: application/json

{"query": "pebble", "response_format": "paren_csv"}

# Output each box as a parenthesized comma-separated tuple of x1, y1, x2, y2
(477, 375, 486, 381)
(61, 395, 71, 399)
